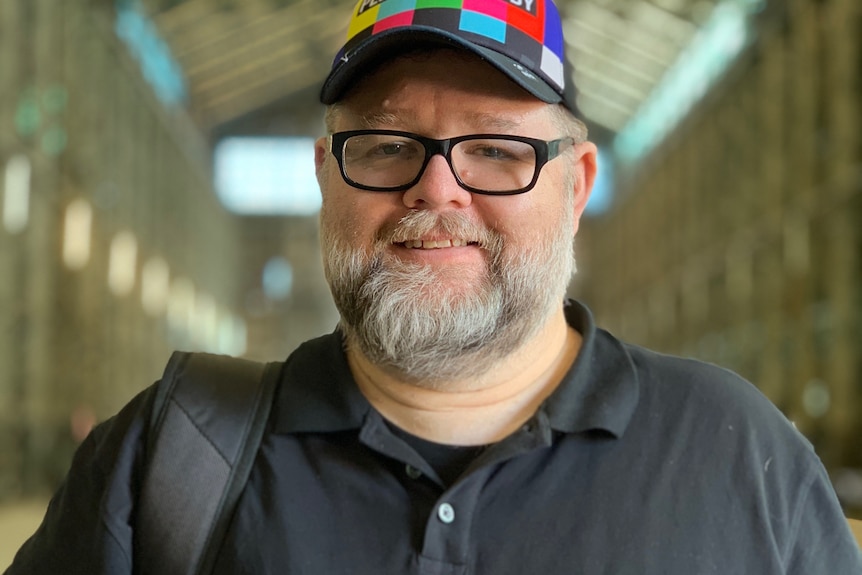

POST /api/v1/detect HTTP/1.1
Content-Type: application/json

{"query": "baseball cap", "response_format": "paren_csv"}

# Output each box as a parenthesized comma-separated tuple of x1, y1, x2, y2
(320, 0, 578, 114)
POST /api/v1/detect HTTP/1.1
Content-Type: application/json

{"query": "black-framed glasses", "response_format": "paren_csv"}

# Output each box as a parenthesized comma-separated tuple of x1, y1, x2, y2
(328, 130, 575, 196)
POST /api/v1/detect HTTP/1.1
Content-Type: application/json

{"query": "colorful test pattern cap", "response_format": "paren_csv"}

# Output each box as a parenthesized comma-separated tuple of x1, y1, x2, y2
(320, 0, 577, 114)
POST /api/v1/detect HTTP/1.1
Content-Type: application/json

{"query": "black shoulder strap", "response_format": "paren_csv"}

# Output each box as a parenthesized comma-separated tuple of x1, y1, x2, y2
(136, 351, 282, 575)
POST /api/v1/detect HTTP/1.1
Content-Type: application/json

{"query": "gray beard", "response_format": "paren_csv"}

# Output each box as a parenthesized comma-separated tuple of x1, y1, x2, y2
(322, 209, 574, 386)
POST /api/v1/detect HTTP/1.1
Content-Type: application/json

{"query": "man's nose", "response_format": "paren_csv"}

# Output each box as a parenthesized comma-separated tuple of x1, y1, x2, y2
(401, 155, 473, 210)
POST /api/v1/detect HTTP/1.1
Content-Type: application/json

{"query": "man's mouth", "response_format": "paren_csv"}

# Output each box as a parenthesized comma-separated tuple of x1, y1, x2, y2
(399, 239, 476, 249)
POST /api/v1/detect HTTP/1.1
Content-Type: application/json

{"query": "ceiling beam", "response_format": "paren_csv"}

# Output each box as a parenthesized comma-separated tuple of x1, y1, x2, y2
(201, 62, 320, 128)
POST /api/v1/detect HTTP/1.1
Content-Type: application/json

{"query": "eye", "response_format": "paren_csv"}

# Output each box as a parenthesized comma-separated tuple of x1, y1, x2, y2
(344, 135, 424, 165)
(475, 146, 512, 159)
(372, 142, 411, 156)
(459, 139, 533, 163)
(366, 140, 423, 161)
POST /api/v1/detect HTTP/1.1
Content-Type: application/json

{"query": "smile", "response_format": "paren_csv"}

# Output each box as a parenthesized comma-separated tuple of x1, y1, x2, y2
(399, 239, 475, 249)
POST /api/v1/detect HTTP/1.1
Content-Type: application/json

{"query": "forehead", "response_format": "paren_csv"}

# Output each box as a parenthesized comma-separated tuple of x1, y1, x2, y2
(333, 50, 554, 134)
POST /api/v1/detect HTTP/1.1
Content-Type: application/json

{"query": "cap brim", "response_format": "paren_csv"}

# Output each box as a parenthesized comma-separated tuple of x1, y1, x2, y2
(320, 27, 564, 107)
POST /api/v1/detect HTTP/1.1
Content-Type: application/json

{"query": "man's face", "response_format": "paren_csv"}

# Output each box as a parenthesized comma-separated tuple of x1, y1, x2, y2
(316, 52, 596, 385)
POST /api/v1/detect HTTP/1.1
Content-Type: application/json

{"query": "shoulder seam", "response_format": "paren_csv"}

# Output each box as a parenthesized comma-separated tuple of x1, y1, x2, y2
(780, 459, 819, 571)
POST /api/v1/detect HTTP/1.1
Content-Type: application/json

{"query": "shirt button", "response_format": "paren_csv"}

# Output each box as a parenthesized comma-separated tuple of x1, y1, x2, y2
(405, 464, 422, 479)
(437, 503, 455, 524)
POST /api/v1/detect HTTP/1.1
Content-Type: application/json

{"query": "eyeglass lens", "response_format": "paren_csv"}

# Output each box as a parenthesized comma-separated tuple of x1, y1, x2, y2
(341, 133, 538, 193)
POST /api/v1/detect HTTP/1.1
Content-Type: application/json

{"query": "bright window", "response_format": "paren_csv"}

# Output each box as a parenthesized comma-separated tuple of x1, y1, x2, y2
(214, 137, 321, 216)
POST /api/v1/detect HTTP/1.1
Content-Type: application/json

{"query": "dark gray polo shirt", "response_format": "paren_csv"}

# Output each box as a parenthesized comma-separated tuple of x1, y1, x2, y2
(8, 301, 861, 574)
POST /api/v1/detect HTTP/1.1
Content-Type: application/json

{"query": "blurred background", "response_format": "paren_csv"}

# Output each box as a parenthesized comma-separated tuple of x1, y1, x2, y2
(0, 0, 860, 564)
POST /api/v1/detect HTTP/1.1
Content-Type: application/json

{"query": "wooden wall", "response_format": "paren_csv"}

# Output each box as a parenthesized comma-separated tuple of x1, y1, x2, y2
(0, 0, 243, 496)
(578, 0, 861, 486)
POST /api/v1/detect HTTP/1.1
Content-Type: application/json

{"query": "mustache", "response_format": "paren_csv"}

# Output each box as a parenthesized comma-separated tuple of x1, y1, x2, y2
(375, 210, 502, 252)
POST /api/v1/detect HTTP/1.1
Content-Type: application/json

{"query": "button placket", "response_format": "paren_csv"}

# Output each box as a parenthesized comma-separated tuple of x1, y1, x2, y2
(419, 465, 494, 569)
(416, 414, 553, 568)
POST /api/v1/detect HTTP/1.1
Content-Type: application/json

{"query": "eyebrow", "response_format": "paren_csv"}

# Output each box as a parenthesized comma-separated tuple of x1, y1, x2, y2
(357, 110, 524, 132)
(465, 112, 522, 131)
(358, 111, 402, 129)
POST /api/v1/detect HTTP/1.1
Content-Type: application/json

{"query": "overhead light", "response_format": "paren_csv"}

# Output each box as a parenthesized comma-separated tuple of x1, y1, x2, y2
(63, 199, 93, 270)
(114, 0, 187, 106)
(218, 313, 247, 356)
(2, 155, 31, 234)
(108, 231, 138, 296)
(141, 257, 171, 316)
(167, 276, 195, 334)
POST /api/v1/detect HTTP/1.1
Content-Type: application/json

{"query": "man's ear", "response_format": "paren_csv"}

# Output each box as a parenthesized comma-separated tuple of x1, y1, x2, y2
(571, 142, 598, 235)
(314, 136, 329, 174)
(314, 136, 331, 194)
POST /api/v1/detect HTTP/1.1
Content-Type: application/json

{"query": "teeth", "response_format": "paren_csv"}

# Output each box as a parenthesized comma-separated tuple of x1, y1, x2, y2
(403, 239, 468, 249)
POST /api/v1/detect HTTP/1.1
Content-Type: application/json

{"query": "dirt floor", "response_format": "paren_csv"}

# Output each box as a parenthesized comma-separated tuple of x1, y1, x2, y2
(0, 499, 49, 570)
(850, 518, 862, 548)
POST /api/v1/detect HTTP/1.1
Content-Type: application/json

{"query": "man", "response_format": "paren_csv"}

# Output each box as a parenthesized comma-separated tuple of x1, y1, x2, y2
(8, 0, 861, 573)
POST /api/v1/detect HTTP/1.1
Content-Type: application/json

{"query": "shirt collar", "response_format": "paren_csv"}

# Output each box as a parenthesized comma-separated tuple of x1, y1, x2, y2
(271, 300, 640, 439)
(543, 300, 640, 438)
(270, 331, 372, 434)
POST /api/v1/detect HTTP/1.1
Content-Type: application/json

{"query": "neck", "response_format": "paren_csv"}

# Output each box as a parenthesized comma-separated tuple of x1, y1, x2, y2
(348, 309, 581, 445)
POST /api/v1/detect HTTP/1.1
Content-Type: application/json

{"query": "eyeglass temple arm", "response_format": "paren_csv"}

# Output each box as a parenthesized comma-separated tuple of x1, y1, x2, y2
(548, 137, 576, 160)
